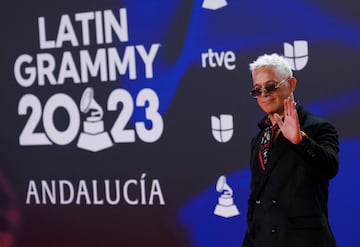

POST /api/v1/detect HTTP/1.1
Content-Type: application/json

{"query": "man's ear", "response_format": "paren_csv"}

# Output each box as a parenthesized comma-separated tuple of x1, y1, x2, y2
(288, 77, 297, 92)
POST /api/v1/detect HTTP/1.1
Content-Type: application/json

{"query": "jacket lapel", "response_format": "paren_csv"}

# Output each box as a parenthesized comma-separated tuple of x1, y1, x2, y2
(252, 132, 287, 198)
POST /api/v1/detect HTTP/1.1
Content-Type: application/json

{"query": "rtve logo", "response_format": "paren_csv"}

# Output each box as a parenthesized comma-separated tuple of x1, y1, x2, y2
(283, 40, 309, 71)
(201, 48, 236, 70)
(211, 114, 234, 143)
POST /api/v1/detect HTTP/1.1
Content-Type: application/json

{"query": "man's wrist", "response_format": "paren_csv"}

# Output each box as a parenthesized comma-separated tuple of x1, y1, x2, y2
(298, 130, 309, 144)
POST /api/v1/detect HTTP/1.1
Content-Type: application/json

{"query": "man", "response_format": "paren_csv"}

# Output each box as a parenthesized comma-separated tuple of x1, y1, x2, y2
(242, 53, 339, 247)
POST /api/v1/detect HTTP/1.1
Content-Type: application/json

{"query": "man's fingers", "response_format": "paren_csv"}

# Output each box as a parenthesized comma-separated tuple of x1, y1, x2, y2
(284, 97, 295, 117)
(284, 98, 290, 116)
(289, 98, 295, 116)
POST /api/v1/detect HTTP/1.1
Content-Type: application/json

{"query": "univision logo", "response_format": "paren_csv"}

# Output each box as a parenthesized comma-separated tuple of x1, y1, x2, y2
(211, 114, 233, 143)
(283, 40, 309, 71)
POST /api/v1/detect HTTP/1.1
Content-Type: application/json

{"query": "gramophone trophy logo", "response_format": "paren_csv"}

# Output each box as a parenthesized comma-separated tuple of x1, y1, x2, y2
(77, 87, 113, 152)
(202, 0, 228, 10)
(214, 175, 240, 218)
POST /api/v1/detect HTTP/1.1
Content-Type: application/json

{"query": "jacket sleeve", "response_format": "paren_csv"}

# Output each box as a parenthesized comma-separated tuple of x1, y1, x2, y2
(292, 121, 339, 179)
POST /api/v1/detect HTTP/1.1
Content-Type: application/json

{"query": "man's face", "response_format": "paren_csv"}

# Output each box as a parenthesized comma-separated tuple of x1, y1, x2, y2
(252, 66, 293, 116)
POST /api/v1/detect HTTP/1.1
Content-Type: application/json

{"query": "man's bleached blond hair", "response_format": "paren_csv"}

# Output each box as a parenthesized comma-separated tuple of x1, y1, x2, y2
(249, 53, 293, 79)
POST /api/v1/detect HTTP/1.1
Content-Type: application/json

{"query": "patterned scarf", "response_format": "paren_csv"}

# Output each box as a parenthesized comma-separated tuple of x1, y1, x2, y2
(258, 118, 279, 171)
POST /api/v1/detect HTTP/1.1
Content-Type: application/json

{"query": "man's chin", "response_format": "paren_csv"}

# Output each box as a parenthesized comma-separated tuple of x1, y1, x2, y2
(261, 105, 276, 115)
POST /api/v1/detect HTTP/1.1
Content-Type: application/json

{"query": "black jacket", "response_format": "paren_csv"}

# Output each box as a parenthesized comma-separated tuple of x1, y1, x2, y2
(242, 104, 339, 247)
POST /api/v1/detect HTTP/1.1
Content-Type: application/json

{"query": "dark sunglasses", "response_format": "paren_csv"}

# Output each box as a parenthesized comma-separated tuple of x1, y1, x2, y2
(249, 79, 287, 98)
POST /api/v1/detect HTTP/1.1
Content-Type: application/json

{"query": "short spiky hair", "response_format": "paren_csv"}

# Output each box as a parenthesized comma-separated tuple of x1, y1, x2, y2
(249, 53, 293, 79)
